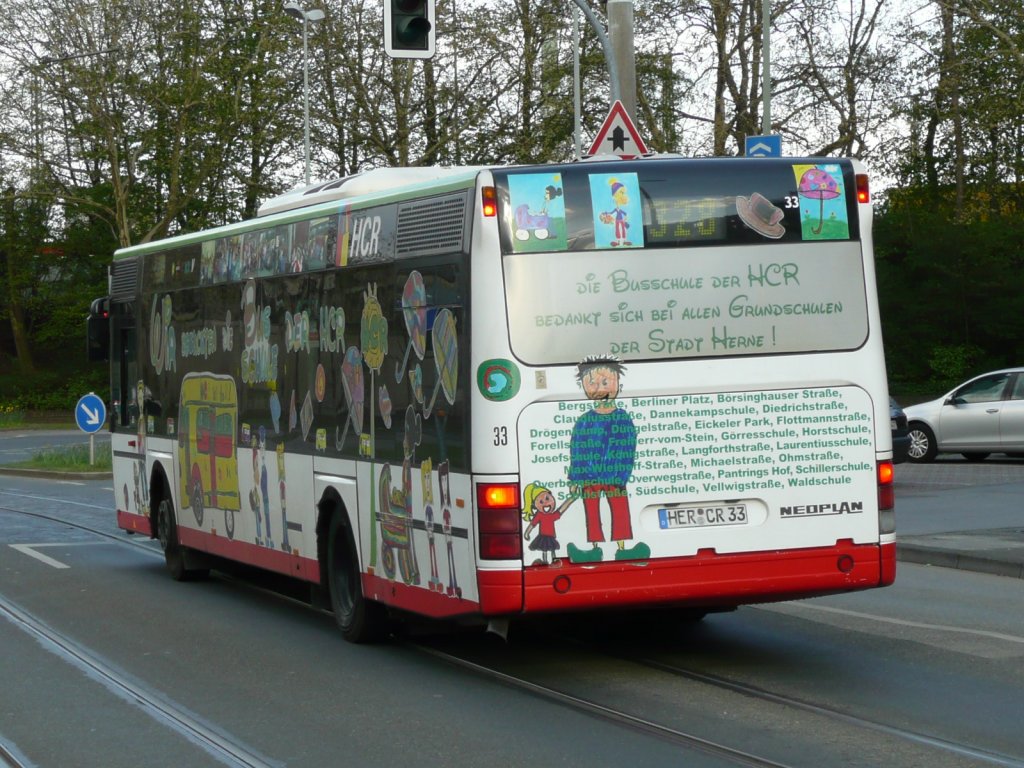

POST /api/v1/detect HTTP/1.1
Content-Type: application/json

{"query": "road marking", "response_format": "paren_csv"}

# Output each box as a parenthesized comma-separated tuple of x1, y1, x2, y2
(0, 489, 108, 509)
(8, 542, 98, 570)
(763, 601, 1024, 645)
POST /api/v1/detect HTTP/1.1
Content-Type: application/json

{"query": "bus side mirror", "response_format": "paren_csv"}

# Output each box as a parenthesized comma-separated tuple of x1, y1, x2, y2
(87, 297, 110, 362)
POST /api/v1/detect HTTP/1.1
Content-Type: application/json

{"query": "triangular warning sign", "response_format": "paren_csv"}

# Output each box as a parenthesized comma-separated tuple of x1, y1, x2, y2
(586, 100, 649, 159)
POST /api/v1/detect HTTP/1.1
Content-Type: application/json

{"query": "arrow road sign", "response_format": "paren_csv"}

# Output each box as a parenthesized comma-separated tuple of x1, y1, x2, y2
(586, 100, 649, 159)
(745, 134, 782, 158)
(75, 392, 107, 434)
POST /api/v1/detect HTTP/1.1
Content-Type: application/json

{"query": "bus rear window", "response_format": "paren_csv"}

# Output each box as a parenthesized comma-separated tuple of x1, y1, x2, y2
(493, 157, 859, 254)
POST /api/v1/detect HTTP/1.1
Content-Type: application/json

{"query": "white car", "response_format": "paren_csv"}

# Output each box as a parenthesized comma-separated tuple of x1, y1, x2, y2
(903, 367, 1024, 462)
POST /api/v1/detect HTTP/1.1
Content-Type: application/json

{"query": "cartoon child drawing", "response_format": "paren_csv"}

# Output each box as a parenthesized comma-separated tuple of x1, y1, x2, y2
(423, 461, 443, 592)
(566, 355, 649, 563)
(522, 482, 574, 566)
(600, 177, 632, 247)
(277, 442, 290, 553)
(258, 426, 273, 549)
(438, 461, 461, 598)
(249, 439, 264, 546)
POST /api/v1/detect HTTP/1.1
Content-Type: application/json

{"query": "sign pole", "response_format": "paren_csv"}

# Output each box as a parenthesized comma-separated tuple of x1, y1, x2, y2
(75, 393, 107, 468)
(762, 0, 771, 134)
(607, 0, 637, 122)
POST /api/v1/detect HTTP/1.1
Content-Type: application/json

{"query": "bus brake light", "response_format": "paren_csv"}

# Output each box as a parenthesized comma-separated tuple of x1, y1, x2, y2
(481, 186, 497, 217)
(477, 482, 521, 560)
(855, 173, 870, 204)
(877, 460, 894, 511)
(479, 482, 518, 509)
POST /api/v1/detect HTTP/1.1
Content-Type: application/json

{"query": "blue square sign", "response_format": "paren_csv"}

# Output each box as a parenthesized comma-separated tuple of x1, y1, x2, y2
(75, 392, 107, 434)
(745, 134, 782, 158)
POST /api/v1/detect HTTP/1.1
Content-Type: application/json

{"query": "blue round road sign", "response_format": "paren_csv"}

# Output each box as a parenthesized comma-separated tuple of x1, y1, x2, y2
(75, 393, 107, 434)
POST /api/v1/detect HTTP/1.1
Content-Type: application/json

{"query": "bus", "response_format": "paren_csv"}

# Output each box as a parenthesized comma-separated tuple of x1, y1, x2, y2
(90, 157, 896, 643)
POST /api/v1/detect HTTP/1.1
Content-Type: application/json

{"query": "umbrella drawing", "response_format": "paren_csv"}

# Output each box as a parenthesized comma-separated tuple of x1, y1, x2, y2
(337, 346, 364, 449)
(395, 271, 428, 383)
(425, 308, 458, 417)
(798, 168, 840, 235)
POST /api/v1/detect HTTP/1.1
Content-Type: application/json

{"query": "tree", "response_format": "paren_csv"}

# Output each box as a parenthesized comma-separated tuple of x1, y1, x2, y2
(0, 184, 47, 373)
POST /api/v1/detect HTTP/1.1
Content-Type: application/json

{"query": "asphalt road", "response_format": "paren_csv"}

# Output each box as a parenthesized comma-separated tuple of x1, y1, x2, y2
(1, 448, 1023, 766)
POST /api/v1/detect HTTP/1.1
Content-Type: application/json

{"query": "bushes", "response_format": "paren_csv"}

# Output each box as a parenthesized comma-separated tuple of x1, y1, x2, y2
(0, 367, 107, 413)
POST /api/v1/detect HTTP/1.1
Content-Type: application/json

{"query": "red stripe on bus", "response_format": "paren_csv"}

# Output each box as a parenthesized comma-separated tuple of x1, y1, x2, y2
(117, 509, 152, 536)
(477, 570, 523, 615)
(363, 573, 480, 619)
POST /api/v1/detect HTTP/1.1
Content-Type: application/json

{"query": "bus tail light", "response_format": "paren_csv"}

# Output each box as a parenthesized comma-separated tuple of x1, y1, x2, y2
(481, 186, 497, 217)
(877, 460, 895, 534)
(477, 482, 521, 560)
(856, 173, 870, 204)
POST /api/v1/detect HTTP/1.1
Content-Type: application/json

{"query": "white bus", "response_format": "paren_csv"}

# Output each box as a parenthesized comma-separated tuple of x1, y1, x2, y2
(92, 156, 895, 643)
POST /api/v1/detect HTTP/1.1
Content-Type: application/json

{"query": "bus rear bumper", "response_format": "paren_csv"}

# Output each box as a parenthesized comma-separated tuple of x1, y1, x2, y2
(117, 509, 152, 536)
(514, 540, 894, 615)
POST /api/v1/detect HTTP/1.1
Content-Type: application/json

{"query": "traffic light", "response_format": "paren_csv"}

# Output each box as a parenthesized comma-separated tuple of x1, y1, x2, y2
(86, 297, 110, 362)
(384, 0, 435, 60)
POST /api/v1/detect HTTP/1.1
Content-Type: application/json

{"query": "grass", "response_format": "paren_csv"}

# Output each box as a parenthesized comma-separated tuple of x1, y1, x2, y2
(11, 442, 112, 472)
(0, 409, 109, 472)
(0, 408, 27, 429)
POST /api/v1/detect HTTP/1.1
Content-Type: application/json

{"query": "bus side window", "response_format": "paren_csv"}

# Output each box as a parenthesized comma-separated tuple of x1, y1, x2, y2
(119, 327, 138, 428)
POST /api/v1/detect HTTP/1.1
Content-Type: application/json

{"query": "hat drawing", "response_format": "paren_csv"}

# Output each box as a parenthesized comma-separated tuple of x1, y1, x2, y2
(736, 192, 786, 239)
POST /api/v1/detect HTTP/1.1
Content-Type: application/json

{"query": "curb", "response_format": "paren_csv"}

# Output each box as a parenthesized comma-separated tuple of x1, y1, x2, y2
(0, 466, 112, 481)
(897, 543, 1024, 580)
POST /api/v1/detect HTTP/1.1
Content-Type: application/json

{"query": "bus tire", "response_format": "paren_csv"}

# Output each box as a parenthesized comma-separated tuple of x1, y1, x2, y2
(156, 497, 209, 582)
(907, 423, 938, 463)
(327, 513, 386, 644)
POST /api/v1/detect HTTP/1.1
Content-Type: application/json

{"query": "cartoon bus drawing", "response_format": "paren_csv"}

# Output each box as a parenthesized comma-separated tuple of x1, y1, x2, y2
(178, 373, 240, 538)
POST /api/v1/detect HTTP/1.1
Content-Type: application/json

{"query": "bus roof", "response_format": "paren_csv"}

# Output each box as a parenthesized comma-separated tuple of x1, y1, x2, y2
(113, 166, 485, 260)
(256, 166, 489, 217)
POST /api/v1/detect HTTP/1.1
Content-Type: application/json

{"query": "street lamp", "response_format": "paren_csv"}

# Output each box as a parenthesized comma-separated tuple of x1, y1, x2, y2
(283, 2, 325, 185)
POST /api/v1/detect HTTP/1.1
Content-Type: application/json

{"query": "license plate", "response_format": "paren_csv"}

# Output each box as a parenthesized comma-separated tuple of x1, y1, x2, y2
(658, 503, 748, 529)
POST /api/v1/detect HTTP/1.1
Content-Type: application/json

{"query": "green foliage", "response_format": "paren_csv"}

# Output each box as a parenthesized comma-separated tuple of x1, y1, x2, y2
(875, 187, 1024, 393)
(0, 404, 27, 428)
(0, 367, 107, 412)
(927, 344, 984, 391)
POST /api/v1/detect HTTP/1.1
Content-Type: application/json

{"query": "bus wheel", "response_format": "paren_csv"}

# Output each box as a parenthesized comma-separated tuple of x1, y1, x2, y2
(327, 514, 386, 643)
(156, 497, 208, 582)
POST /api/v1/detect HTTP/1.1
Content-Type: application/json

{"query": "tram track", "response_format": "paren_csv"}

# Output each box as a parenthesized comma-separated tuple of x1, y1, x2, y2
(0, 503, 279, 768)
(413, 641, 795, 768)
(4, 502, 1024, 767)
(0, 593, 281, 768)
(3, 505, 800, 766)
(414, 626, 1024, 768)
(623, 650, 1024, 767)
